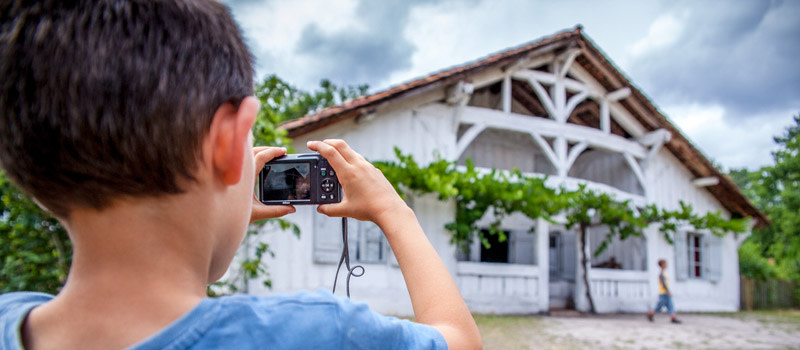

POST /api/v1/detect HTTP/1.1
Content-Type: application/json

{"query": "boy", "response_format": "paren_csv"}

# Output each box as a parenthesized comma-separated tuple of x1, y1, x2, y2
(647, 259, 682, 324)
(0, 1, 482, 349)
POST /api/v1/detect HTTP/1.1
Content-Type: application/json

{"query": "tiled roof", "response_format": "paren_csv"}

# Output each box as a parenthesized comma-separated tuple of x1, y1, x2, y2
(279, 26, 768, 228)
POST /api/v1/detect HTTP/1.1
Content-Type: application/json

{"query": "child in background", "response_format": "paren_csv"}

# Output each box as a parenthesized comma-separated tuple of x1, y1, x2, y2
(648, 259, 682, 324)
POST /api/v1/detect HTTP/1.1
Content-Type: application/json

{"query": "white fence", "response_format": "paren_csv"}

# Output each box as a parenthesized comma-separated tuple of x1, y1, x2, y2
(456, 261, 542, 314)
(589, 268, 651, 313)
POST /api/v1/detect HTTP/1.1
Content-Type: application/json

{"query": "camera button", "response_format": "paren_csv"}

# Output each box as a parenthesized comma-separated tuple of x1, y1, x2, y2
(321, 194, 327, 200)
(321, 179, 334, 192)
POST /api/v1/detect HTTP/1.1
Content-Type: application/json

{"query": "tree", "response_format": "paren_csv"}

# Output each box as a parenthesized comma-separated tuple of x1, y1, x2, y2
(0, 171, 72, 294)
(252, 75, 368, 147)
(730, 114, 800, 281)
(377, 148, 748, 313)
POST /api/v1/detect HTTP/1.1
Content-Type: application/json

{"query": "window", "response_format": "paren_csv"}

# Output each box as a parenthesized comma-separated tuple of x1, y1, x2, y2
(313, 215, 389, 264)
(674, 231, 722, 282)
(347, 220, 387, 264)
(480, 229, 509, 263)
(457, 229, 536, 265)
(687, 233, 703, 279)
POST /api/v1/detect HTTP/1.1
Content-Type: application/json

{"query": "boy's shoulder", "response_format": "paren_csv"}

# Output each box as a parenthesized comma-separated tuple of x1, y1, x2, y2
(0, 289, 446, 349)
(0, 292, 54, 349)
(145, 289, 446, 349)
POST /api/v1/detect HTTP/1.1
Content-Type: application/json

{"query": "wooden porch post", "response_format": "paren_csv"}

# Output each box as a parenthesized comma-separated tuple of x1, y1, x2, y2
(536, 218, 550, 313)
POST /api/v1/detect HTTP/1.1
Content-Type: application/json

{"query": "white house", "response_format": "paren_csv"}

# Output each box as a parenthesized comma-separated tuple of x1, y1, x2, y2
(246, 27, 768, 315)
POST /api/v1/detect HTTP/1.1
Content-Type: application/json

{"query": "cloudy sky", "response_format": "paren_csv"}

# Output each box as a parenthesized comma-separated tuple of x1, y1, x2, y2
(225, 0, 799, 171)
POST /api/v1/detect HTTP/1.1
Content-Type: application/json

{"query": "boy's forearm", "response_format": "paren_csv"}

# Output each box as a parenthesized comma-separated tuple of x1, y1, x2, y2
(375, 206, 481, 349)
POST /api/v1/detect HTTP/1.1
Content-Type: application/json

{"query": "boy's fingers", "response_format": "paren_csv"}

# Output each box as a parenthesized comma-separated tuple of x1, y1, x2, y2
(322, 139, 361, 164)
(254, 147, 287, 169)
(250, 204, 296, 223)
(307, 141, 349, 171)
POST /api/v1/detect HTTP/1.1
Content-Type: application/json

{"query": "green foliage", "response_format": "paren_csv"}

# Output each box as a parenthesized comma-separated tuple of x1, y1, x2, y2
(730, 114, 800, 281)
(0, 170, 71, 294)
(739, 240, 785, 280)
(252, 75, 368, 147)
(376, 148, 748, 256)
(376, 149, 563, 251)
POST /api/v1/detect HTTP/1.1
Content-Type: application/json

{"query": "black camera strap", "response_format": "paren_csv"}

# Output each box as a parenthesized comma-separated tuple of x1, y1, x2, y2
(332, 217, 364, 298)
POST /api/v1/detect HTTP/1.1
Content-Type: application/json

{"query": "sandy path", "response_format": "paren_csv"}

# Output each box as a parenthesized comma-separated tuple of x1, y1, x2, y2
(477, 312, 800, 350)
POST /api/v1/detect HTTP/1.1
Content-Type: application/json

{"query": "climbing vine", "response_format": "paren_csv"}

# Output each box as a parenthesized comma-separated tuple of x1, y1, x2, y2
(376, 148, 750, 313)
(376, 148, 748, 253)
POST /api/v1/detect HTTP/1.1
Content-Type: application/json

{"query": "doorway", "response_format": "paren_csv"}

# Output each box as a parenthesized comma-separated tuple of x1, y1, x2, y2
(549, 230, 577, 309)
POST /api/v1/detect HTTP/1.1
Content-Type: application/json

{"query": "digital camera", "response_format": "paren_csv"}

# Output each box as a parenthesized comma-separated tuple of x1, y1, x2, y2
(258, 153, 342, 205)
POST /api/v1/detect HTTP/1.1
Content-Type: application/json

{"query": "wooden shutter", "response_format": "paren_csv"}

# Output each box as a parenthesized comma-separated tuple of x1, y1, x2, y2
(674, 231, 688, 281)
(509, 230, 536, 265)
(360, 221, 384, 263)
(560, 232, 577, 281)
(313, 214, 343, 264)
(704, 234, 723, 282)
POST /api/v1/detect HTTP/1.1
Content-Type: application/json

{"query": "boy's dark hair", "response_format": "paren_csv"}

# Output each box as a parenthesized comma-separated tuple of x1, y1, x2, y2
(658, 259, 667, 268)
(0, 0, 254, 217)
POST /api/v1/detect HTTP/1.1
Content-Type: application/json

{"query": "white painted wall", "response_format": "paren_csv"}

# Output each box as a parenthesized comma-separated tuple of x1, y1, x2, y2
(247, 63, 745, 315)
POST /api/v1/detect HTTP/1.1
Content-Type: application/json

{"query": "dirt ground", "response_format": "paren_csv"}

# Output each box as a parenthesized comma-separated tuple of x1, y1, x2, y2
(476, 310, 800, 350)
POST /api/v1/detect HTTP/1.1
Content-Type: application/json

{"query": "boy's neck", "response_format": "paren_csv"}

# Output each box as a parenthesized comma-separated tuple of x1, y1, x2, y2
(24, 193, 217, 349)
(63, 195, 213, 298)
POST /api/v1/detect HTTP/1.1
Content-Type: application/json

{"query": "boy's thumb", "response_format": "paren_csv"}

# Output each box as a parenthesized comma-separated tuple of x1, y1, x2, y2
(317, 203, 347, 218)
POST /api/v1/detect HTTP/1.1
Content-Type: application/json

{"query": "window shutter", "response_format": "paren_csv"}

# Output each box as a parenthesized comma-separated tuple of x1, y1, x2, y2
(674, 231, 688, 281)
(705, 234, 723, 282)
(509, 230, 535, 265)
(361, 221, 384, 263)
(313, 214, 343, 264)
(561, 232, 577, 281)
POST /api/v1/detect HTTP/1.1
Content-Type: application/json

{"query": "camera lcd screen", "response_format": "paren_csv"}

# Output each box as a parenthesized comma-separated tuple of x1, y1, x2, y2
(261, 163, 312, 201)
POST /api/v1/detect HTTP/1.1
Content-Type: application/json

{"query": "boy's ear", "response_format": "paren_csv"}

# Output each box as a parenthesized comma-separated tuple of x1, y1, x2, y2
(209, 96, 259, 185)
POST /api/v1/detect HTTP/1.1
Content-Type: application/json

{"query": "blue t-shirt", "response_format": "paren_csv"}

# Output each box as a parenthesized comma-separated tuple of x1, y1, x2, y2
(0, 289, 447, 349)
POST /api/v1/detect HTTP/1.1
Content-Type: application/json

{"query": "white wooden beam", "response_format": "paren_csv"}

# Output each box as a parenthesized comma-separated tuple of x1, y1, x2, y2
(554, 136, 568, 176)
(624, 153, 647, 195)
(513, 70, 604, 97)
(503, 54, 555, 74)
(564, 90, 589, 119)
(606, 87, 631, 101)
(447, 81, 475, 134)
(454, 123, 487, 160)
(692, 177, 720, 187)
(557, 48, 582, 78)
(568, 64, 647, 137)
(528, 130, 559, 173)
(523, 76, 558, 121)
(638, 129, 671, 171)
(554, 79, 566, 123)
(637, 129, 672, 146)
(460, 106, 649, 158)
(446, 81, 475, 105)
(600, 100, 610, 133)
(502, 74, 511, 114)
(565, 141, 589, 174)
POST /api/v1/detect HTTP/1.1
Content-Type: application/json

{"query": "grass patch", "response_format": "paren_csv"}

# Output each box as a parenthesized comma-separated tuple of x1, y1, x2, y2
(474, 314, 542, 350)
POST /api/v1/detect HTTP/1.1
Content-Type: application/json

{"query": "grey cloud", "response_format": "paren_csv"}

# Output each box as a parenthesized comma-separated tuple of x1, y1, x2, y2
(628, 0, 800, 119)
(294, 0, 471, 88)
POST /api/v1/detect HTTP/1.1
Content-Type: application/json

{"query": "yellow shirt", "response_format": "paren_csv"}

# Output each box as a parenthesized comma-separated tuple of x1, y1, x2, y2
(658, 271, 670, 295)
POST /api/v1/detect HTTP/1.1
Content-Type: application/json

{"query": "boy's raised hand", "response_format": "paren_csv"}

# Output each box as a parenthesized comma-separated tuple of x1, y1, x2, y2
(307, 140, 408, 225)
(250, 146, 296, 223)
